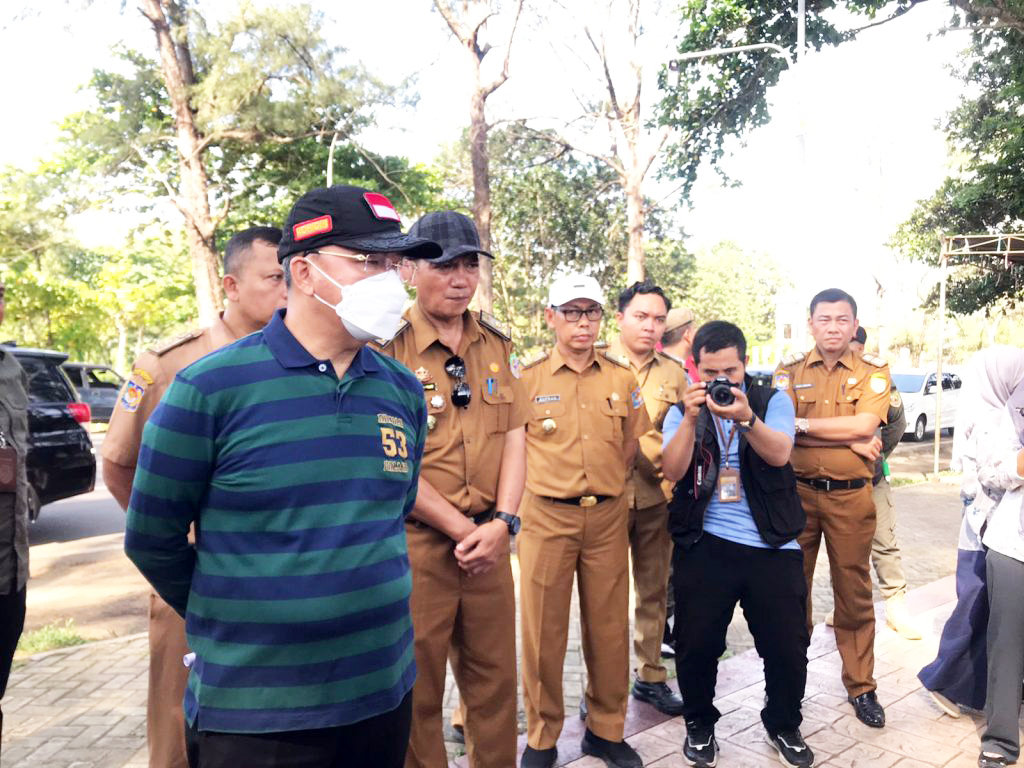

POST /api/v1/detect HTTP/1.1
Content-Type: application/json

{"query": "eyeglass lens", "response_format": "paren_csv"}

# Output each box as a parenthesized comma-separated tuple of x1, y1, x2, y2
(560, 307, 603, 322)
(444, 356, 471, 408)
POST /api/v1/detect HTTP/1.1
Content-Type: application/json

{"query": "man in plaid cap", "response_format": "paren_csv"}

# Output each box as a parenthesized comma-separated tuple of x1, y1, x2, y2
(377, 211, 527, 768)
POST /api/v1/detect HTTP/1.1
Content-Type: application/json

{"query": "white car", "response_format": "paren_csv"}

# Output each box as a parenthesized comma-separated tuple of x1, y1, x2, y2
(890, 370, 961, 441)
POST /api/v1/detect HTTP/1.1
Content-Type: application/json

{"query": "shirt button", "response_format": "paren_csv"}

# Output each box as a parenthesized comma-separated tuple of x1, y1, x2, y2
(318, 363, 327, 373)
(583, 434, 589, 440)
(580, 403, 586, 408)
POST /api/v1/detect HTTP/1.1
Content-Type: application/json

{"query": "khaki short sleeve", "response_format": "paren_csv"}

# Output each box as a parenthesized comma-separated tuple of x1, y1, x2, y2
(101, 351, 169, 468)
(856, 363, 891, 425)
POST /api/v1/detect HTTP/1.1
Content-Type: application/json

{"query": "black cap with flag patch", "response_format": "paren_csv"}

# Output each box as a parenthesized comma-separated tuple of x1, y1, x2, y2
(277, 185, 442, 262)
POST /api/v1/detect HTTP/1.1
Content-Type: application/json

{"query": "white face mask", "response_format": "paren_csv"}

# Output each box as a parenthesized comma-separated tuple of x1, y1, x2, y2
(306, 259, 408, 341)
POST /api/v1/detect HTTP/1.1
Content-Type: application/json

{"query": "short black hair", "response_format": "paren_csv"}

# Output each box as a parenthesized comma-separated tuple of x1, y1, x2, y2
(809, 288, 858, 318)
(692, 321, 747, 363)
(617, 280, 671, 313)
(224, 226, 283, 276)
(853, 326, 867, 344)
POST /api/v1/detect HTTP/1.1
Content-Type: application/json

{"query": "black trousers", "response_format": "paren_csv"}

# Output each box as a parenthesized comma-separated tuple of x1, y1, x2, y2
(672, 533, 809, 736)
(186, 690, 413, 768)
(0, 584, 27, 742)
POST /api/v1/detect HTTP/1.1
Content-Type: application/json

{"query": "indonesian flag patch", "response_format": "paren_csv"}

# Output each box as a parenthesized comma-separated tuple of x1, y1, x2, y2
(363, 192, 401, 222)
(293, 215, 332, 241)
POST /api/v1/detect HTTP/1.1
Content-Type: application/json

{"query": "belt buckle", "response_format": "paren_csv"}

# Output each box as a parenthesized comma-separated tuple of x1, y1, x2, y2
(579, 495, 598, 508)
(823, 479, 832, 492)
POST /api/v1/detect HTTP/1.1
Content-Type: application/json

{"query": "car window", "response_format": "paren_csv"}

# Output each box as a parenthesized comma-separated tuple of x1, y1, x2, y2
(64, 367, 84, 387)
(891, 374, 925, 393)
(941, 374, 953, 390)
(87, 368, 123, 389)
(18, 358, 75, 404)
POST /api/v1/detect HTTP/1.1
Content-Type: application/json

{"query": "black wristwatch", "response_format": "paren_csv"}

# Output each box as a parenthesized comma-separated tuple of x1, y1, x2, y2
(494, 511, 521, 535)
(736, 412, 758, 432)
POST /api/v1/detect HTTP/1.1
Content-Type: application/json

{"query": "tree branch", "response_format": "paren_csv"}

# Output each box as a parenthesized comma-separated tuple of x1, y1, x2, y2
(481, 0, 524, 96)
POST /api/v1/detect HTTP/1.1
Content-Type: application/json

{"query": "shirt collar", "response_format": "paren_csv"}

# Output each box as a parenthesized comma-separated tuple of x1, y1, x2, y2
(262, 309, 379, 375)
(548, 345, 599, 375)
(808, 346, 856, 370)
(607, 337, 655, 373)
(408, 302, 481, 356)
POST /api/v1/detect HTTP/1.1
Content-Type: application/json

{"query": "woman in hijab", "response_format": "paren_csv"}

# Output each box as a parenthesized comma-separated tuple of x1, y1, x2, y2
(976, 382, 1024, 768)
(918, 347, 1024, 719)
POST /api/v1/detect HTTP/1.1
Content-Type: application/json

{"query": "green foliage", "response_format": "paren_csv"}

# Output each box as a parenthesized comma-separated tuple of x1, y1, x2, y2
(16, 619, 87, 657)
(678, 241, 790, 345)
(893, 28, 1024, 314)
(657, 0, 916, 198)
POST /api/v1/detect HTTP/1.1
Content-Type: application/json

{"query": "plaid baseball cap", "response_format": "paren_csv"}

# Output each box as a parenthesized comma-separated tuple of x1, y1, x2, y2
(277, 185, 442, 262)
(407, 211, 492, 263)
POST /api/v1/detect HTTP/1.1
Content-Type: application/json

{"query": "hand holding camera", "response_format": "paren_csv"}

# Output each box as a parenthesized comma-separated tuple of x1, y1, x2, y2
(703, 375, 755, 423)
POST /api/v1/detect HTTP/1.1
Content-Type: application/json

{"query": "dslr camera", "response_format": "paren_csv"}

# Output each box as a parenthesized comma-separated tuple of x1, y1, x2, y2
(706, 376, 736, 407)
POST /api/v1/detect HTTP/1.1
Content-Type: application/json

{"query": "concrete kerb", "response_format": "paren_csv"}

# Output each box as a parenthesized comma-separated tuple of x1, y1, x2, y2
(14, 631, 148, 664)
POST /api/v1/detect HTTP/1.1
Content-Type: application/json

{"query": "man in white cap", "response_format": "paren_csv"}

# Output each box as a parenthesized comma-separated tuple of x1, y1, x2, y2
(518, 274, 652, 768)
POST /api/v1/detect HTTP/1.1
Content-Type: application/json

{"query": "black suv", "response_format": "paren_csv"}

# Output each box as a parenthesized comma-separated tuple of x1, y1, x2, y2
(4, 346, 97, 520)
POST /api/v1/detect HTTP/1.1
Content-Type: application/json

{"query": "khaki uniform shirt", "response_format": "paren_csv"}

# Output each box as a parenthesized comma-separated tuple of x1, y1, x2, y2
(606, 339, 688, 509)
(103, 315, 243, 468)
(521, 346, 652, 499)
(0, 349, 30, 592)
(775, 348, 891, 481)
(380, 304, 528, 516)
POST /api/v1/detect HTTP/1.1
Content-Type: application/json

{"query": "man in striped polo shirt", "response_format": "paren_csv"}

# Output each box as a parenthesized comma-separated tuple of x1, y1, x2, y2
(125, 185, 441, 768)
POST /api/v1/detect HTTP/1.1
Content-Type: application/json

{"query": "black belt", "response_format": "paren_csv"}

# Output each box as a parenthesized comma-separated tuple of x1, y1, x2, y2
(541, 494, 612, 508)
(408, 508, 494, 530)
(797, 477, 869, 492)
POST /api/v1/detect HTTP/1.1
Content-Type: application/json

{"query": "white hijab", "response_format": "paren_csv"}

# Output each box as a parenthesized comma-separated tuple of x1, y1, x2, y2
(952, 346, 1024, 471)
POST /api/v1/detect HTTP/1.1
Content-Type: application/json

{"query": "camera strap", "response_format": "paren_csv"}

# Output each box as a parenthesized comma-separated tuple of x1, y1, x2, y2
(711, 416, 741, 502)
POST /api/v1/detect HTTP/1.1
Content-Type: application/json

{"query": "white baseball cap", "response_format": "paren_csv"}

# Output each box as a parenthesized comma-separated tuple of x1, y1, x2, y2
(548, 273, 605, 308)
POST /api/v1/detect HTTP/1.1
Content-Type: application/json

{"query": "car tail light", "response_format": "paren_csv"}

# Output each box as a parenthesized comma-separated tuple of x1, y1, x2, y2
(68, 402, 91, 424)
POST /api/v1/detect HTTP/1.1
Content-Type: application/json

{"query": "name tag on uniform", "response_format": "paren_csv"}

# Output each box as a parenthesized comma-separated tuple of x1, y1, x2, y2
(794, 383, 813, 389)
(718, 468, 740, 502)
(535, 394, 560, 403)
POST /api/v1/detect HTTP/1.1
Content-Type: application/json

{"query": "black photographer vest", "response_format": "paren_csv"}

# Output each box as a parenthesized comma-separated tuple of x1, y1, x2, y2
(667, 375, 805, 550)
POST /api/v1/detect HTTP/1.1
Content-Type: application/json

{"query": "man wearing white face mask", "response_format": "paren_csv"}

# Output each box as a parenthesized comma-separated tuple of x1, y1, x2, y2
(124, 185, 442, 768)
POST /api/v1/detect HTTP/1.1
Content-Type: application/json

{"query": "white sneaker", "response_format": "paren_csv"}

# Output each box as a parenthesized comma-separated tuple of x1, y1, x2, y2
(929, 690, 961, 719)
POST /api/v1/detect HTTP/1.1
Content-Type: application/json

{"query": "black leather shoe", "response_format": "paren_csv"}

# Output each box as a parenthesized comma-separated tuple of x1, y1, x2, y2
(632, 679, 684, 716)
(979, 752, 1010, 767)
(521, 745, 557, 768)
(581, 728, 643, 768)
(848, 691, 885, 728)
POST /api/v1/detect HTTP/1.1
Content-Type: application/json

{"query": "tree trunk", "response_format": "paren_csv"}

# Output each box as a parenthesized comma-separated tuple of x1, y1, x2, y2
(141, 0, 222, 327)
(624, 172, 645, 284)
(469, 55, 494, 313)
(114, 318, 128, 375)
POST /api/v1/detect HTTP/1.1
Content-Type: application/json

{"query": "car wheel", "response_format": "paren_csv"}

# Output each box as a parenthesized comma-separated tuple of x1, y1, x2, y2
(28, 485, 41, 522)
(914, 415, 927, 442)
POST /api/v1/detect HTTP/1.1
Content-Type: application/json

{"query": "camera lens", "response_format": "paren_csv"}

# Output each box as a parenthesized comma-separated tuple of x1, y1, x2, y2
(707, 376, 735, 406)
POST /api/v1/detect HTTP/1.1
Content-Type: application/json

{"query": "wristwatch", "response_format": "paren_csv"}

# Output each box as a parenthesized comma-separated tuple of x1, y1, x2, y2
(736, 412, 758, 432)
(494, 511, 521, 535)
(795, 417, 810, 435)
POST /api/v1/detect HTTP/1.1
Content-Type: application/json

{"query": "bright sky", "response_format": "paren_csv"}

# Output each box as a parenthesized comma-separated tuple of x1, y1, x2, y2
(1, 0, 969, 332)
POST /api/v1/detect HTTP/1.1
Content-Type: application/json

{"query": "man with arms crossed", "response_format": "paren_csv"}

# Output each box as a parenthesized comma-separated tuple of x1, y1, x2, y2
(125, 186, 439, 767)
(379, 210, 526, 768)
(103, 226, 286, 768)
(774, 288, 892, 729)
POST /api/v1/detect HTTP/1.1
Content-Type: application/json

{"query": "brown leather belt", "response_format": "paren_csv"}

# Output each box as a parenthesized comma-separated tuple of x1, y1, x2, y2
(796, 477, 869, 492)
(541, 494, 612, 508)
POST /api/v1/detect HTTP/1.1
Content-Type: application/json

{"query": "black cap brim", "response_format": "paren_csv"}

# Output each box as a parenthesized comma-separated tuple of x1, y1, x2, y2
(332, 232, 442, 259)
(429, 243, 493, 264)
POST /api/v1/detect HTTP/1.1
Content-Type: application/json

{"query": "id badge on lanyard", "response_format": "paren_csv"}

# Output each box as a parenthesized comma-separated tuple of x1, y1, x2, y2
(0, 430, 17, 493)
(712, 417, 741, 502)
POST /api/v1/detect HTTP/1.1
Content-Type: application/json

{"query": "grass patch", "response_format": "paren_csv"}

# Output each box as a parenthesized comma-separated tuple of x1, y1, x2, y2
(16, 619, 87, 656)
(889, 476, 923, 488)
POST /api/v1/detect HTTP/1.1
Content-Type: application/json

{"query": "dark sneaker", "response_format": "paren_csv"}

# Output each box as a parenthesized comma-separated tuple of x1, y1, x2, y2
(581, 729, 643, 768)
(683, 722, 718, 767)
(520, 745, 557, 768)
(661, 641, 676, 659)
(978, 752, 1009, 768)
(632, 679, 685, 716)
(766, 730, 815, 767)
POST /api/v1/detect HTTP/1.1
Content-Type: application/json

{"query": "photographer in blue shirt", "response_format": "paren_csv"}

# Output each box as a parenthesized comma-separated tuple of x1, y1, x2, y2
(662, 321, 811, 768)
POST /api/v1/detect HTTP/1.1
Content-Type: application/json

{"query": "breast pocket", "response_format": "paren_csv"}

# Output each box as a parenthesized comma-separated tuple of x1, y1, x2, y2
(481, 383, 511, 435)
(531, 400, 566, 438)
(839, 387, 864, 417)
(598, 398, 628, 440)
(652, 392, 678, 431)
(794, 392, 816, 419)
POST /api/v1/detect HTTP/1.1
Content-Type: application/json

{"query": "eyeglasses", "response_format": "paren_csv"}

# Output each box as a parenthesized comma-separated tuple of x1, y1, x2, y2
(554, 305, 604, 323)
(445, 355, 472, 408)
(306, 250, 401, 275)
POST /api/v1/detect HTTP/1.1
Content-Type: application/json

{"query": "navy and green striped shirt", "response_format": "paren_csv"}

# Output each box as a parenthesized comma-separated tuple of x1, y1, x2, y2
(125, 309, 426, 733)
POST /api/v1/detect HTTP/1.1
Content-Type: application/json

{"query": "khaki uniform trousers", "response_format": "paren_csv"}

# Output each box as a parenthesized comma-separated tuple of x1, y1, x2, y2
(518, 492, 630, 749)
(870, 480, 907, 600)
(797, 484, 877, 697)
(148, 591, 189, 768)
(404, 522, 517, 768)
(627, 501, 672, 683)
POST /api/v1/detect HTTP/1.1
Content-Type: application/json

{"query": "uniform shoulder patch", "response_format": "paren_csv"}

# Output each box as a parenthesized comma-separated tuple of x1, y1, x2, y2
(374, 319, 410, 348)
(890, 389, 903, 409)
(780, 351, 806, 367)
(152, 329, 204, 357)
(522, 352, 549, 370)
(601, 350, 630, 369)
(860, 353, 887, 368)
(478, 311, 511, 341)
(657, 350, 685, 368)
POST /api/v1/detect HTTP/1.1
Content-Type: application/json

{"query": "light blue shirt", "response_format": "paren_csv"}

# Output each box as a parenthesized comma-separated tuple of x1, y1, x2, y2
(663, 385, 798, 549)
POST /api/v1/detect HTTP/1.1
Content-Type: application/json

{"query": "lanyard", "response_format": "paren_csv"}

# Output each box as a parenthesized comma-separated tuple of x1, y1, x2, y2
(711, 415, 738, 470)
